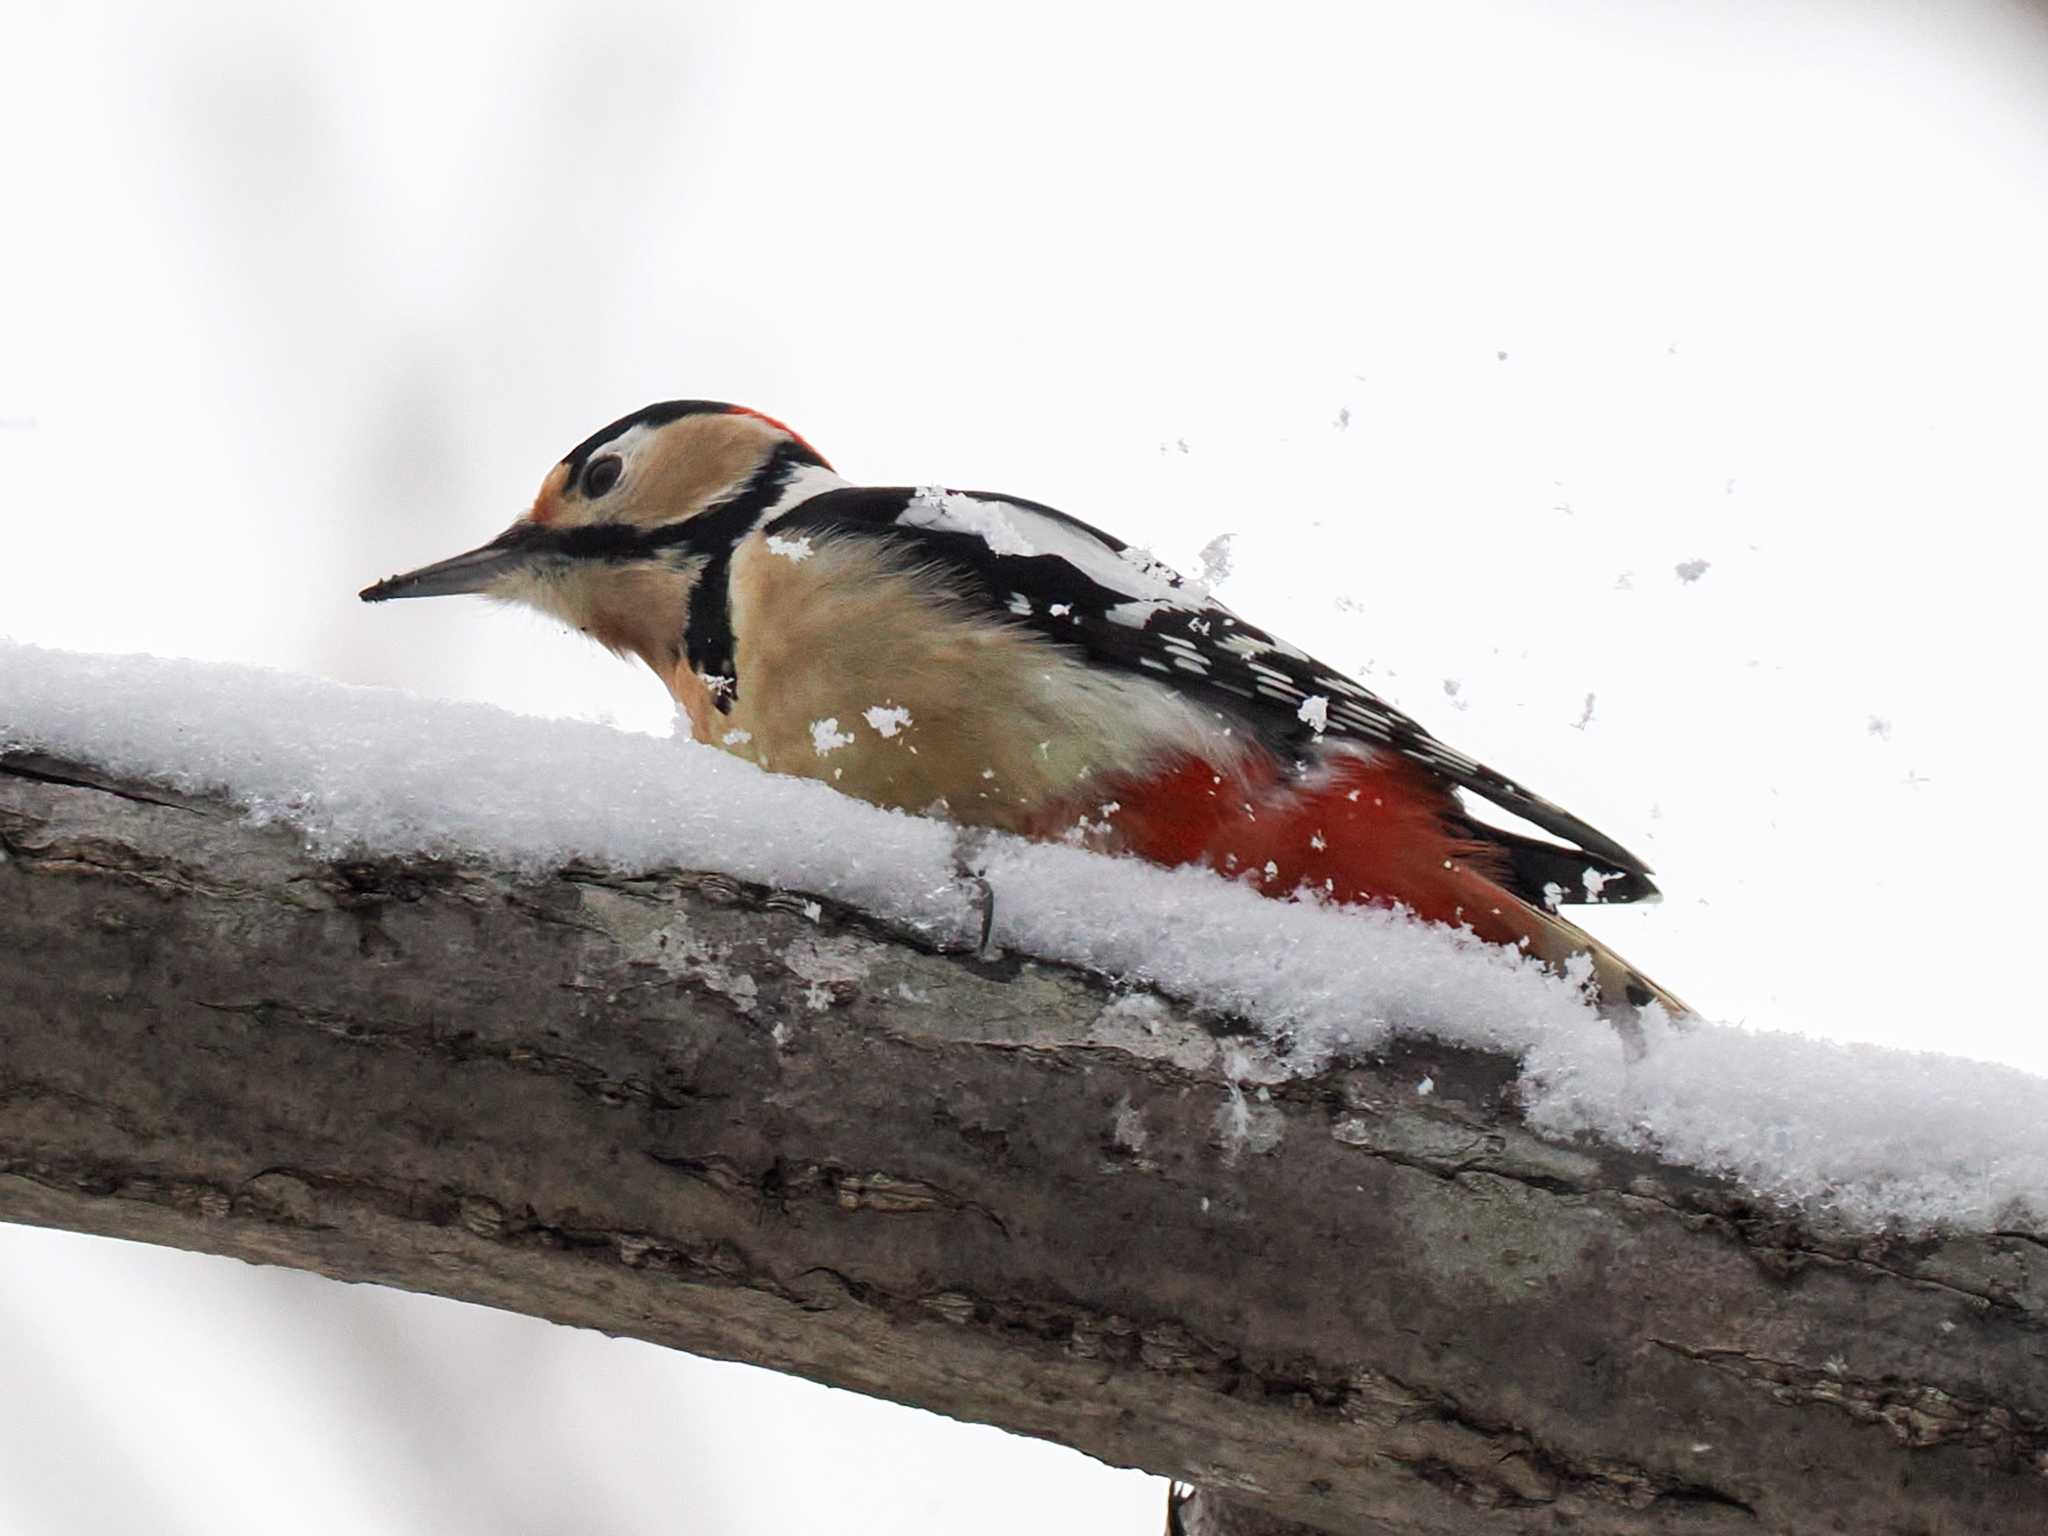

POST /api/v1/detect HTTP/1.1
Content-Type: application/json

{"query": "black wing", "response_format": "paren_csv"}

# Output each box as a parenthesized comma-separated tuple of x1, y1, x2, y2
(766, 485, 1658, 905)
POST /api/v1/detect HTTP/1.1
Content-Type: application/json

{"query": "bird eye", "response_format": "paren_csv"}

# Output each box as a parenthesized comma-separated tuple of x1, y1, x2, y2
(583, 454, 624, 498)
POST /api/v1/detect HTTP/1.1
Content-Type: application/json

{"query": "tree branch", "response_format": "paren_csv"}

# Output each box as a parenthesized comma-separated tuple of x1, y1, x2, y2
(3, 754, 2045, 1533)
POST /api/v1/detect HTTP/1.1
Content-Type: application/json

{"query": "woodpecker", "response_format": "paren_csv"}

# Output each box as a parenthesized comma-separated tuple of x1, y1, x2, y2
(362, 400, 1686, 1017)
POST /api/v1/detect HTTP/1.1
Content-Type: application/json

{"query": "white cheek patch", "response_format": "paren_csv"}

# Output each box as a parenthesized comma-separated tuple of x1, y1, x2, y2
(581, 421, 659, 499)
(606, 422, 659, 457)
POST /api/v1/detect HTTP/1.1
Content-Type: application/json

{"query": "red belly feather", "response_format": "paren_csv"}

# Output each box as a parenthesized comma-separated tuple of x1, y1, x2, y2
(1032, 752, 1528, 950)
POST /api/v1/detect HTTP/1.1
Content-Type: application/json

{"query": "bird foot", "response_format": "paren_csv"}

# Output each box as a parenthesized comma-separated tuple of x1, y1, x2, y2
(950, 829, 999, 956)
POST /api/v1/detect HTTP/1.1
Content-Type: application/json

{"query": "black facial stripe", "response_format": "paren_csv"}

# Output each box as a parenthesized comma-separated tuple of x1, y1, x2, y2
(490, 519, 646, 563)
(502, 441, 817, 714)
(499, 439, 818, 574)
(552, 523, 651, 561)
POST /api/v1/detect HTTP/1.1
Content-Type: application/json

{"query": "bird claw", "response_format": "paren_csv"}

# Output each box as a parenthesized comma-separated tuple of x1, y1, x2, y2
(961, 874, 997, 955)
(949, 829, 999, 956)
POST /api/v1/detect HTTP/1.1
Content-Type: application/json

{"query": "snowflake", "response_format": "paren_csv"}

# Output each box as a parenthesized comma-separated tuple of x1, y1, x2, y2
(863, 705, 912, 738)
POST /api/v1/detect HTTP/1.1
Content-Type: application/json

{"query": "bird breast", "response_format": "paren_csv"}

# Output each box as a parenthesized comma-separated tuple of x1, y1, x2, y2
(710, 527, 1253, 830)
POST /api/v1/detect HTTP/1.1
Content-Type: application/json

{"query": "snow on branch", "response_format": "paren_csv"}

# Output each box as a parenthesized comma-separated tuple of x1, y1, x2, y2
(5, 641, 2046, 1231)
(4, 644, 2048, 1533)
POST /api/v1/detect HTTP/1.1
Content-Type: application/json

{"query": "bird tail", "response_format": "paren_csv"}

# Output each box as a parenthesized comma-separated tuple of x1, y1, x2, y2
(1512, 897, 1691, 1021)
(1440, 857, 1692, 1047)
(1069, 750, 1692, 1034)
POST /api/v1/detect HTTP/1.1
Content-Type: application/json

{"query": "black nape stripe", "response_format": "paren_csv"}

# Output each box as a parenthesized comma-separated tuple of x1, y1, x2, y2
(557, 400, 829, 485)
(677, 440, 818, 711)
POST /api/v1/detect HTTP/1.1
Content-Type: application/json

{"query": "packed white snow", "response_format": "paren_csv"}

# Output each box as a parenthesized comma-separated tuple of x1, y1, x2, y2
(808, 718, 855, 757)
(5, 638, 2046, 1233)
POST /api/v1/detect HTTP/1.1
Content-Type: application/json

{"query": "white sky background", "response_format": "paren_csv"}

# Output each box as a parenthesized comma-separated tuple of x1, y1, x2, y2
(3, 1, 2047, 1532)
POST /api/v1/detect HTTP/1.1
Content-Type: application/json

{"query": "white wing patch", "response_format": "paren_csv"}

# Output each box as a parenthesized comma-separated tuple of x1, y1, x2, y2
(900, 489, 1192, 606)
(899, 487, 1039, 557)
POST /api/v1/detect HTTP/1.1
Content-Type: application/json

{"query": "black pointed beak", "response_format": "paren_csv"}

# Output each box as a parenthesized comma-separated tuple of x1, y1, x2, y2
(359, 528, 533, 603)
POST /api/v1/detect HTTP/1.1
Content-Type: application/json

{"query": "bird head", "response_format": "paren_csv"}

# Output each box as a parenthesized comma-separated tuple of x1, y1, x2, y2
(359, 401, 834, 668)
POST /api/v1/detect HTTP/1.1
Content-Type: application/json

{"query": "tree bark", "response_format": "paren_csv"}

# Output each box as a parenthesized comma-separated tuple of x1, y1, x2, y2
(2, 751, 2045, 1533)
